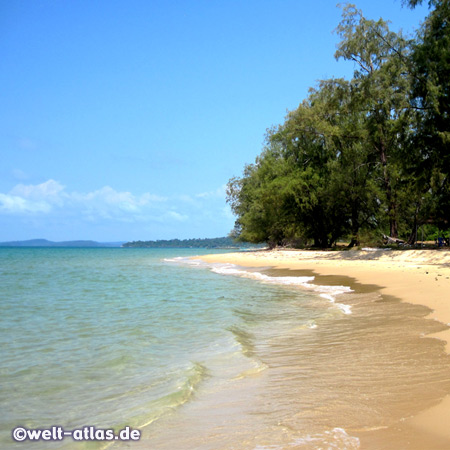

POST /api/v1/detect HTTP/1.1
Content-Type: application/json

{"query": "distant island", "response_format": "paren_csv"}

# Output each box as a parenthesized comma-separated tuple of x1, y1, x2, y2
(0, 239, 124, 248)
(122, 237, 265, 249)
(0, 237, 265, 249)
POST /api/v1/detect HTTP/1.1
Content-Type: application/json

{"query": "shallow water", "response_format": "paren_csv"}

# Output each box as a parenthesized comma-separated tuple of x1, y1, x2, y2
(1, 248, 450, 449)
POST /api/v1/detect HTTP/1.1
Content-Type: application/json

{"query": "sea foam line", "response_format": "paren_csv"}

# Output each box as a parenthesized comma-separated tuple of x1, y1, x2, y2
(164, 257, 353, 315)
(211, 263, 354, 315)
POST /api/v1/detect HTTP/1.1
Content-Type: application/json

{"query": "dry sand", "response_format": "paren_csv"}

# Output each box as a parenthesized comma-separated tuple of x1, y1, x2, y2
(199, 248, 450, 444)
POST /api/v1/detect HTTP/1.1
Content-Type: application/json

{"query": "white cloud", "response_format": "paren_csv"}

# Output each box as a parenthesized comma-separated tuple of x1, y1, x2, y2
(195, 184, 226, 199)
(141, 193, 167, 203)
(10, 179, 65, 206)
(0, 180, 234, 238)
(0, 180, 168, 220)
(0, 193, 52, 214)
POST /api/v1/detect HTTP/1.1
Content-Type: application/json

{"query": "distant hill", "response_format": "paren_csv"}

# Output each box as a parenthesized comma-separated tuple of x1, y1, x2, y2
(122, 237, 265, 249)
(0, 239, 124, 248)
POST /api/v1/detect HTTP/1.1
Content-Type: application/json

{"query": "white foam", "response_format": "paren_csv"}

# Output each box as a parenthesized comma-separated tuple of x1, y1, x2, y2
(210, 263, 353, 315)
(211, 264, 315, 286)
(163, 257, 204, 266)
(165, 258, 354, 315)
(320, 293, 352, 315)
(292, 427, 360, 449)
(336, 303, 353, 315)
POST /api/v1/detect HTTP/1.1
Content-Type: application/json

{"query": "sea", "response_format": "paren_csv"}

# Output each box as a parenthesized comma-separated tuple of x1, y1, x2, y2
(1, 247, 450, 450)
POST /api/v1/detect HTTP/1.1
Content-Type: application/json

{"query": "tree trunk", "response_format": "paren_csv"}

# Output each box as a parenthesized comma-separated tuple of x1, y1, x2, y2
(407, 205, 419, 245)
(348, 202, 360, 248)
(379, 135, 398, 238)
(314, 235, 329, 248)
(348, 238, 358, 248)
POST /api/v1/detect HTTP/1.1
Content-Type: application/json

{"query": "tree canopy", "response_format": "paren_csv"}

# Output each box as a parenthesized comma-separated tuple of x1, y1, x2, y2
(227, 2, 450, 248)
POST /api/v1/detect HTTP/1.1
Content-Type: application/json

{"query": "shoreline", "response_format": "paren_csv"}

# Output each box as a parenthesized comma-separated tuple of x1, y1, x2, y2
(198, 248, 450, 445)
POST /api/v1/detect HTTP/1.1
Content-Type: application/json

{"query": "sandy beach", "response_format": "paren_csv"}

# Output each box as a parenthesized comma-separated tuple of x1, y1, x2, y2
(199, 248, 450, 446)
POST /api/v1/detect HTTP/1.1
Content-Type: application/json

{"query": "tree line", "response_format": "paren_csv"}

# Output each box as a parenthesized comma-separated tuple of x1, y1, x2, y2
(227, 1, 450, 248)
(122, 237, 264, 248)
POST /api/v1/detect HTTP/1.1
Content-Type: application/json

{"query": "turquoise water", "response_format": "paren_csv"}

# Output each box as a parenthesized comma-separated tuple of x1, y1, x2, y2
(0, 248, 328, 449)
(2, 248, 450, 450)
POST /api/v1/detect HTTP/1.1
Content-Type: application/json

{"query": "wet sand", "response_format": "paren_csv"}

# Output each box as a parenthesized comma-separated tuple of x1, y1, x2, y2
(199, 248, 450, 447)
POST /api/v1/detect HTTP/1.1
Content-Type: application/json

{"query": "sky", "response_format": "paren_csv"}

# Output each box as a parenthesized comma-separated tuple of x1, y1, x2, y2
(0, 0, 429, 242)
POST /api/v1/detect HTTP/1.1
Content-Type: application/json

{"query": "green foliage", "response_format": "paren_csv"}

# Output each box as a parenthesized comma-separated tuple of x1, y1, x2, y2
(227, 2, 450, 248)
(122, 237, 263, 249)
(424, 226, 450, 241)
(408, 0, 450, 226)
(402, 0, 438, 8)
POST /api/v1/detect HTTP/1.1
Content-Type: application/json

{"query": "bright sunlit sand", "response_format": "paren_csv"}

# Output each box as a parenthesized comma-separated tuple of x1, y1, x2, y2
(199, 248, 450, 447)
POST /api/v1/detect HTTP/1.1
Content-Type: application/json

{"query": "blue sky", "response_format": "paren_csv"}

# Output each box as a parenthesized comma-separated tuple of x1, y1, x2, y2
(0, 0, 429, 242)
